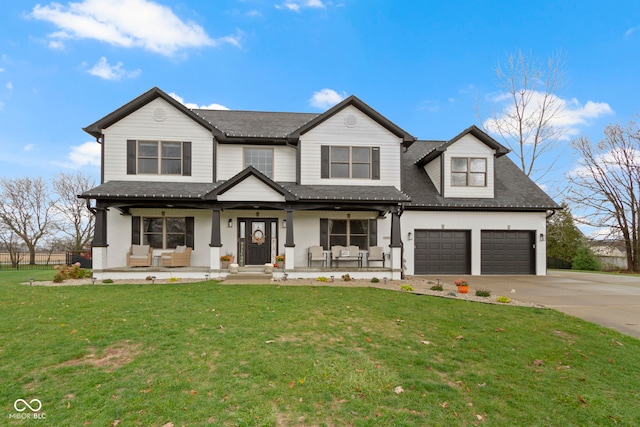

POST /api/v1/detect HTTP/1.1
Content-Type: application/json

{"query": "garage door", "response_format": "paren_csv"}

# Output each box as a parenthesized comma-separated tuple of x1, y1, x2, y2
(414, 230, 470, 275)
(481, 231, 535, 274)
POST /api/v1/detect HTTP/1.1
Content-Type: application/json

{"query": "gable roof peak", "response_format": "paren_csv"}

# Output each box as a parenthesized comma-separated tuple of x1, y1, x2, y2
(83, 86, 224, 139)
(290, 95, 416, 145)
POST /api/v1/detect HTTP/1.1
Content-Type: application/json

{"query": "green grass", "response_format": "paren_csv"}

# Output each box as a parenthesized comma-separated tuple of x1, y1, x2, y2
(2, 271, 640, 426)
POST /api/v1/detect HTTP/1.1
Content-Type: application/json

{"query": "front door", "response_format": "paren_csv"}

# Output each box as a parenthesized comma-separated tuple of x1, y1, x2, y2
(241, 219, 277, 265)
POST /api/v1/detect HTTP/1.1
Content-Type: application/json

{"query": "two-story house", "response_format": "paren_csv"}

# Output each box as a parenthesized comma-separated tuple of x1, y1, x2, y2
(80, 87, 559, 280)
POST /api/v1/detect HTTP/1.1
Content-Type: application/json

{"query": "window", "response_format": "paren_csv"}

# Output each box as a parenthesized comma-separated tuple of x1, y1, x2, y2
(143, 217, 186, 249)
(137, 141, 182, 175)
(244, 148, 273, 178)
(330, 146, 371, 178)
(329, 219, 369, 249)
(451, 157, 487, 187)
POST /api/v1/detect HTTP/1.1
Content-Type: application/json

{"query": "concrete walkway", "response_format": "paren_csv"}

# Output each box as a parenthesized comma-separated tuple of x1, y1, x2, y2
(437, 270, 640, 339)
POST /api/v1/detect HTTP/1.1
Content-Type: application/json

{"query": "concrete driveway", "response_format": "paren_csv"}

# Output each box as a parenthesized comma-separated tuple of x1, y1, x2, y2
(451, 270, 640, 339)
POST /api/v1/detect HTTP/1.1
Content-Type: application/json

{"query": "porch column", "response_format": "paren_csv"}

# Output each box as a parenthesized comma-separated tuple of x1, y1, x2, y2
(284, 208, 295, 270)
(210, 209, 222, 272)
(91, 203, 108, 274)
(92, 204, 108, 247)
(389, 207, 402, 280)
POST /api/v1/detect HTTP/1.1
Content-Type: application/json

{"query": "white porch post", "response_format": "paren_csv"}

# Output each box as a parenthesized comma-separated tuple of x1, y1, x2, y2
(91, 246, 107, 273)
(210, 209, 222, 274)
(210, 246, 221, 272)
(284, 208, 295, 270)
(389, 207, 403, 280)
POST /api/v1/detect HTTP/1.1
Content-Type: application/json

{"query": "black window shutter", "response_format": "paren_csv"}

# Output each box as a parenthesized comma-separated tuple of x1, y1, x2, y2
(319, 218, 329, 250)
(372, 147, 380, 180)
(320, 146, 329, 178)
(131, 216, 141, 244)
(369, 219, 377, 248)
(127, 140, 137, 175)
(182, 142, 192, 176)
(186, 217, 195, 248)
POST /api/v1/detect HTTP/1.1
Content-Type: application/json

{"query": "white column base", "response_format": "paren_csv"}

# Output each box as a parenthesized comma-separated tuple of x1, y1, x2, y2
(285, 246, 295, 270)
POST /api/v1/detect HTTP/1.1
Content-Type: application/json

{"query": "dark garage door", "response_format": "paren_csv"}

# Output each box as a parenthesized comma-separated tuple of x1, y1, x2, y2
(481, 231, 535, 274)
(414, 230, 470, 275)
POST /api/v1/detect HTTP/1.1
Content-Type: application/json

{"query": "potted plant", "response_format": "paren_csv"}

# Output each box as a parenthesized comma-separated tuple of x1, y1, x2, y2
(454, 278, 469, 294)
(274, 254, 285, 268)
(220, 254, 232, 269)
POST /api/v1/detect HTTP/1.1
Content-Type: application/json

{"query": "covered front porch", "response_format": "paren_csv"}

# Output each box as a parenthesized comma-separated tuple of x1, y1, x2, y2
(84, 168, 409, 281)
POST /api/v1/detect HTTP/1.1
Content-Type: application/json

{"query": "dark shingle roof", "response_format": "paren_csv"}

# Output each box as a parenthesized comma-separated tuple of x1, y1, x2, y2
(80, 181, 220, 199)
(280, 183, 410, 202)
(403, 140, 560, 210)
(81, 178, 409, 203)
(194, 110, 318, 139)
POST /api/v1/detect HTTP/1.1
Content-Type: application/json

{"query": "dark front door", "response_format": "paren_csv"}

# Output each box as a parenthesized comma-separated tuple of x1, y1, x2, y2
(243, 219, 276, 265)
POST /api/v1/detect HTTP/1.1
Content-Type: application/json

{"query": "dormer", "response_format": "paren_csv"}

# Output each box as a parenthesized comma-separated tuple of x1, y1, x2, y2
(415, 126, 509, 199)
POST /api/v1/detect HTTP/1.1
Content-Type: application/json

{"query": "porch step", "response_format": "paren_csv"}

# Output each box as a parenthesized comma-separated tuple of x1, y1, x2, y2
(222, 272, 273, 285)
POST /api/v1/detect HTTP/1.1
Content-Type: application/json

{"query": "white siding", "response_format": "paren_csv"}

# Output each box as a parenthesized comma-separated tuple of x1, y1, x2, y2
(217, 144, 297, 181)
(443, 135, 495, 198)
(104, 208, 212, 268)
(402, 210, 547, 276)
(218, 176, 285, 202)
(103, 98, 214, 182)
(424, 158, 442, 194)
(299, 105, 402, 188)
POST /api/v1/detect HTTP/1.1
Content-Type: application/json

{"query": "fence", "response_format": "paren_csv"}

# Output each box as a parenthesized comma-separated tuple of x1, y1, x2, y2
(0, 251, 92, 271)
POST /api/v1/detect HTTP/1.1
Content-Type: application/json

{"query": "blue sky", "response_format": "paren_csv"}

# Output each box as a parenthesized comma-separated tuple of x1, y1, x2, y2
(1, 0, 639, 198)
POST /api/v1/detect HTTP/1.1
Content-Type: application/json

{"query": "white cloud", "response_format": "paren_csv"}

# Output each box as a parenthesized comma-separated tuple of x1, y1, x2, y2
(53, 141, 102, 169)
(6, 82, 13, 90)
(276, 0, 326, 12)
(0, 67, 4, 72)
(168, 92, 229, 110)
(484, 90, 614, 142)
(309, 88, 345, 109)
(625, 25, 640, 37)
(87, 57, 141, 80)
(24, 144, 35, 151)
(30, 0, 240, 56)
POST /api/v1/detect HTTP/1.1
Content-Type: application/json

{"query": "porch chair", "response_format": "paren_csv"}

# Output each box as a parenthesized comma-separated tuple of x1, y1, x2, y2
(126, 244, 152, 267)
(308, 246, 326, 267)
(331, 245, 362, 267)
(160, 245, 192, 267)
(367, 246, 385, 267)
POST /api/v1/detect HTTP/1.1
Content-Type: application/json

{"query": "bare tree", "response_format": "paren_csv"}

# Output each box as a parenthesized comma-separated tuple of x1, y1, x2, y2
(482, 50, 567, 182)
(52, 172, 96, 251)
(567, 119, 640, 272)
(0, 177, 58, 264)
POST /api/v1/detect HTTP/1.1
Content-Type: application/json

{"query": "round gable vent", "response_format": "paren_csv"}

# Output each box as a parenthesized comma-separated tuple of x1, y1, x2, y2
(152, 108, 167, 122)
(344, 114, 357, 128)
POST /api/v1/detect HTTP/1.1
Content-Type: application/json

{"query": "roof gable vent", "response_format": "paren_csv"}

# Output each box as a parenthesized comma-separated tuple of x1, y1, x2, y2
(152, 108, 167, 122)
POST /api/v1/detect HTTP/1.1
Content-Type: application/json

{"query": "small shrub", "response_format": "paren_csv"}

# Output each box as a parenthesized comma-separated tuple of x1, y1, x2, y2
(400, 284, 414, 292)
(430, 284, 443, 291)
(447, 291, 457, 297)
(102, 278, 114, 284)
(52, 263, 92, 282)
(475, 288, 492, 297)
(496, 296, 512, 303)
(371, 277, 380, 283)
(341, 274, 352, 282)
(316, 276, 329, 282)
(572, 246, 601, 271)
(168, 277, 180, 283)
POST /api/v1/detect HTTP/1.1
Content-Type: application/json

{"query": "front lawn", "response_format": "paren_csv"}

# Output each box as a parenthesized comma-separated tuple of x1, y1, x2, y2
(1, 271, 639, 426)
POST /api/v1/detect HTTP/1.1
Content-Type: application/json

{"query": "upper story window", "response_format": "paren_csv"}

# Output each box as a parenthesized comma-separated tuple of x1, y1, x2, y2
(244, 148, 273, 178)
(127, 140, 191, 176)
(321, 146, 380, 180)
(451, 157, 487, 187)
